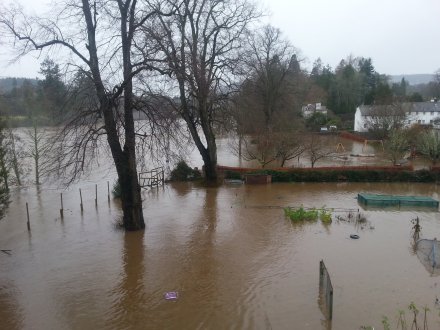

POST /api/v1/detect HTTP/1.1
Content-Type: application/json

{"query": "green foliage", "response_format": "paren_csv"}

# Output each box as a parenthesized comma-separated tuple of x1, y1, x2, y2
(284, 205, 318, 221)
(225, 170, 242, 180)
(170, 160, 201, 181)
(111, 180, 121, 199)
(381, 316, 391, 330)
(408, 92, 423, 102)
(284, 205, 331, 223)
(306, 112, 327, 126)
(381, 302, 433, 330)
(375, 82, 394, 104)
(326, 118, 340, 125)
(319, 206, 332, 223)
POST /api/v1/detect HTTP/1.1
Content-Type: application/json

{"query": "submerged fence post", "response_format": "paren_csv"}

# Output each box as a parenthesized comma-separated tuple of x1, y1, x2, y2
(107, 181, 110, 203)
(60, 193, 64, 218)
(26, 202, 30, 231)
(95, 184, 98, 207)
(79, 189, 83, 211)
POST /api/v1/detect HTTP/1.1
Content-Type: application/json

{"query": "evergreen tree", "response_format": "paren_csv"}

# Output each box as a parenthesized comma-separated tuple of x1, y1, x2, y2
(375, 83, 394, 104)
(38, 58, 66, 117)
(359, 57, 376, 90)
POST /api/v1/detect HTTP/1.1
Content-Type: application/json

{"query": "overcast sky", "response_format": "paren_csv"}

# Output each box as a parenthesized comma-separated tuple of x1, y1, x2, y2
(1, 0, 439, 78)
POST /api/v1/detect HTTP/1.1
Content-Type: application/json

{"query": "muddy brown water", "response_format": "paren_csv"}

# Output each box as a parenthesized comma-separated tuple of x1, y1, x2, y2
(1, 133, 439, 330)
(2, 180, 440, 330)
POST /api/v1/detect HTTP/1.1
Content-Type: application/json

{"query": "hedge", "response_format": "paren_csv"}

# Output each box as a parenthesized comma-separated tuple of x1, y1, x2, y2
(217, 165, 438, 183)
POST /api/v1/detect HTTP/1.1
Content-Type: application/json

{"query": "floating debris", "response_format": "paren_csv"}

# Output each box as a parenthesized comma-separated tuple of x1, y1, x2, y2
(165, 292, 178, 300)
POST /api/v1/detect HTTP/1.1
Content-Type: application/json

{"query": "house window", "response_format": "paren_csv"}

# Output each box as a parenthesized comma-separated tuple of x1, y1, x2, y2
(416, 112, 418, 115)
(430, 120, 433, 124)
(364, 124, 367, 128)
(408, 120, 411, 124)
(422, 120, 425, 124)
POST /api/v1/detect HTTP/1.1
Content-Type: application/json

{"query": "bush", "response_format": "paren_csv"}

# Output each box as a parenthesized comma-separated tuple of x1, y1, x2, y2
(170, 160, 201, 181)
(284, 205, 332, 223)
(112, 180, 121, 199)
(225, 170, 242, 180)
(284, 205, 318, 221)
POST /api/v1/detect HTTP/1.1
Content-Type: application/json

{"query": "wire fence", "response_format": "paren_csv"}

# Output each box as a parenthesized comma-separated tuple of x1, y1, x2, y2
(245, 205, 359, 212)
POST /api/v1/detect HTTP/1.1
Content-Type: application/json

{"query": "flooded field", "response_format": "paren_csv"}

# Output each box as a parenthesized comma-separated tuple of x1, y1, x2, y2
(2, 180, 440, 330)
(1, 133, 439, 330)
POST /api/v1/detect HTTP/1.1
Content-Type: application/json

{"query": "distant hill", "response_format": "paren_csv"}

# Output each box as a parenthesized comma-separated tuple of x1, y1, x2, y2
(0, 77, 39, 93)
(391, 74, 434, 85)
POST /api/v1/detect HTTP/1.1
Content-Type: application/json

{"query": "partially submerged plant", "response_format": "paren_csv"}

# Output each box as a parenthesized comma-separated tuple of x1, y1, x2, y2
(335, 211, 369, 225)
(382, 302, 431, 330)
(111, 180, 121, 199)
(411, 217, 422, 241)
(381, 316, 390, 330)
(319, 206, 332, 223)
(284, 205, 318, 222)
(284, 205, 332, 223)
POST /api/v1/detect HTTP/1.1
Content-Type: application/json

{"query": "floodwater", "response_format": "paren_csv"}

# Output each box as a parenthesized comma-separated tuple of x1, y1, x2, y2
(1, 134, 439, 330)
(2, 181, 440, 330)
(210, 135, 432, 170)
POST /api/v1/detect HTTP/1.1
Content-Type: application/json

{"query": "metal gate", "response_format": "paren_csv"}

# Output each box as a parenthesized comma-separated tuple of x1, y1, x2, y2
(139, 167, 164, 188)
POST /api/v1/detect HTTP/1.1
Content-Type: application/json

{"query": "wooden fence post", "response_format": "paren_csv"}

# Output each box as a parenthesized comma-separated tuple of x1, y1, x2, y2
(95, 184, 98, 207)
(107, 181, 110, 203)
(79, 189, 83, 211)
(26, 202, 30, 231)
(60, 193, 64, 218)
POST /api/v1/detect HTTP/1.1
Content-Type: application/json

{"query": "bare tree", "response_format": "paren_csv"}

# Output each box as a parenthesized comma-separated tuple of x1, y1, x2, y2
(145, 0, 261, 182)
(239, 128, 279, 168)
(238, 25, 305, 129)
(5, 129, 28, 186)
(303, 134, 333, 168)
(25, 123, 52, 185)
(275, 131, 305, 167)
(418, 130, 440, 166)
(0, 0, 182, 230)
(429, 69, 440, 99)
(362, 103, 413, 140)
(383, 130, 410, 166)
(0, 111, 10, 219)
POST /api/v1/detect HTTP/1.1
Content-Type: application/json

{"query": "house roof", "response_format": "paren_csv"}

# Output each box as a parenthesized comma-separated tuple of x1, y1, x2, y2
(358, 102, 440, 116)
(413, 102, 440, 112)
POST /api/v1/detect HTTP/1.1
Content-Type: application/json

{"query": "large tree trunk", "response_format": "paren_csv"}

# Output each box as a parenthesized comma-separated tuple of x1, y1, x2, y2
(200, 145, 218, 183)
(117, 155, 145, 231)
(83, 0, 144, 231)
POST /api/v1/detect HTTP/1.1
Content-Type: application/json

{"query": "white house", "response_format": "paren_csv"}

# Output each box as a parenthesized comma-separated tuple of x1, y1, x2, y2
(302, 103, 328, 118)
(354, 102, 440, 132)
